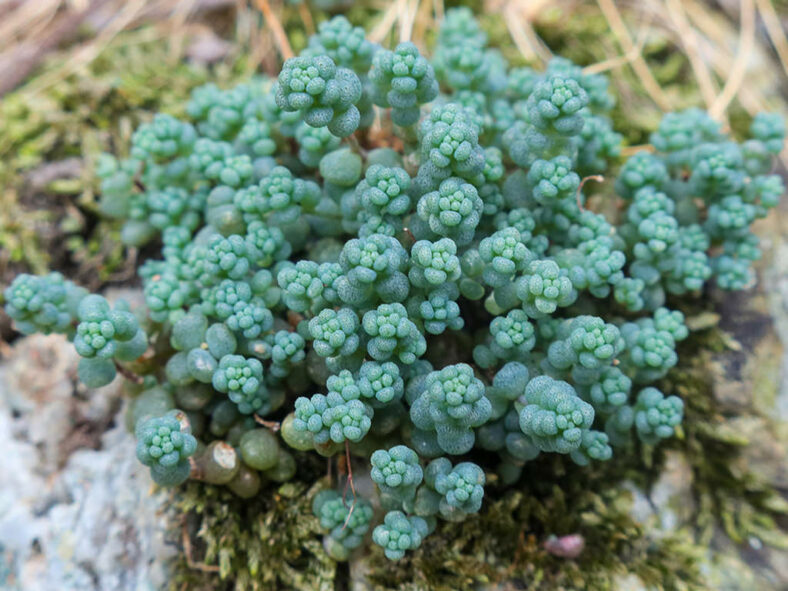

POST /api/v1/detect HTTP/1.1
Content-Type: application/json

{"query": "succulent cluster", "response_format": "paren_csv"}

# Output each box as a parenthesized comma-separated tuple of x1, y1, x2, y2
(4, 9, 784, 564)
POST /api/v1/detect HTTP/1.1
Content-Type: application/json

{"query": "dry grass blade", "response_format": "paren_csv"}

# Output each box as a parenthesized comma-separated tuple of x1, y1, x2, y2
(681, 0, 736, 45)
(583, 23, 649, 75)
(369, 0, 401, 44)
(181, 520, 221, 573)
(411, 0, 435, 46)
(709, 0, 755, 119)
(298, 0, 315, 36)
(656, 6, 771, 117)
(0, 0, 110, 96)
(664, 0, 718, 113)
(673, 0, 776, 115)
(0, 0, 61, 46)
(596, 0, 671, 110)
(432, 0, 443, 23)
(504, 0, 550, 65)
(754, 0, 788, 79)
(398, 0, 420, 43)
(397, 0, 410, 42)
(167, 0, 199, 63)
(253, 0, 293, 60)
(21, 0, 148, 98)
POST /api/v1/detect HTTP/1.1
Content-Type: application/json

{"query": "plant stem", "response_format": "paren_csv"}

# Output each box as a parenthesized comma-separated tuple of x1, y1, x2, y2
(114, 359, 143, 384)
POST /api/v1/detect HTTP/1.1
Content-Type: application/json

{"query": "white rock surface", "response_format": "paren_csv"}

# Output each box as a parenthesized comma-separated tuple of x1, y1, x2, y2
(0, 332, 172, 591)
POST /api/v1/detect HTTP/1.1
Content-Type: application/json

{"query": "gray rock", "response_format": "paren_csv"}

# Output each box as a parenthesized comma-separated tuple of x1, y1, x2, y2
(622, 452, 694, 536)
(0, 332, 172, 591)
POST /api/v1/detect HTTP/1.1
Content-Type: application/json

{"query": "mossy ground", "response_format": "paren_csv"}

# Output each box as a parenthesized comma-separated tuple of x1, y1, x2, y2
(0, 30, 255, 301)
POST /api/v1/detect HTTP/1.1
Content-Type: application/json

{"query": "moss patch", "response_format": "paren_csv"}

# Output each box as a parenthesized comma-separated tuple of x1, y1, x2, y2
(171, 460, 338, 591)
(0, 30, 255, 293)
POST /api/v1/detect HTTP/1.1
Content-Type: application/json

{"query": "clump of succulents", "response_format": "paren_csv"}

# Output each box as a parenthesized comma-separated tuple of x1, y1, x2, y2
(4, 9, 784, 564)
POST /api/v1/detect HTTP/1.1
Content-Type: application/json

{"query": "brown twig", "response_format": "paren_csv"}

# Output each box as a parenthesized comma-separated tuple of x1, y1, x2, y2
(298, 0, 315, 36)
(114, 360, 144, 384)
(576, 175, 604, 211)
(341, 440, 357, 505)
(346, 440, 355, 497)
(341, 494, 356, 531)
(345, 133, 367, 157)
(253, 415, 281, 432)
(182, 520, 220, 573)
(253, 0, 294, 60)
(340, 440, 357, 530)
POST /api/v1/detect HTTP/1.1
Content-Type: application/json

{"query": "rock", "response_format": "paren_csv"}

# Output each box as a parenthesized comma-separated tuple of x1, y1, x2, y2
(25, 158, 82, 191)
(1, 333, 97, 473)
(763, 240, 788, 420)
(700, 535, 783, 591)
(622, 480, 655, 525)
(27, 422, 174, 591)
(543, 533, 585, 558)
(612, 573, 648, 591)
(623, 452, 694, 536)
(648, 451, 695, 533)
(728, 417, 788, 489)
(620, 203, 788, 591)
(0, 328, 172, 591)
(187, 30, 232, 65)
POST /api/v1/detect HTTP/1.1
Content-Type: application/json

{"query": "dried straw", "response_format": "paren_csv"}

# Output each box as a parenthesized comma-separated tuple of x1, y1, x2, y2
(596, 0, 671, 110)
(754, 0, 788, 80)
(709, 0, 755, 119)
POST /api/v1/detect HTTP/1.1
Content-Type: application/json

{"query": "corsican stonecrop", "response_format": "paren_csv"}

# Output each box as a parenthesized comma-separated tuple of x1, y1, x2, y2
(4, 8, 783, 564)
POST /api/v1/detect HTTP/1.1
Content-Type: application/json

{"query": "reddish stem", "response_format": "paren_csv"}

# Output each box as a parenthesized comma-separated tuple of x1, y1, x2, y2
(576, 174, 605, 211)
(114, 360, 143, 384)
(340, 440, 357, 531)
(253, 415, 281, 432)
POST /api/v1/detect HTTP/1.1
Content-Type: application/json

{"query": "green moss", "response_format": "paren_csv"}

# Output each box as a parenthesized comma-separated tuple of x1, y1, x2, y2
(365, 479, 703, 590)
(170, 446, 706, 590)
(0, 29, 254, 285)
(170, 465, 338, 591)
